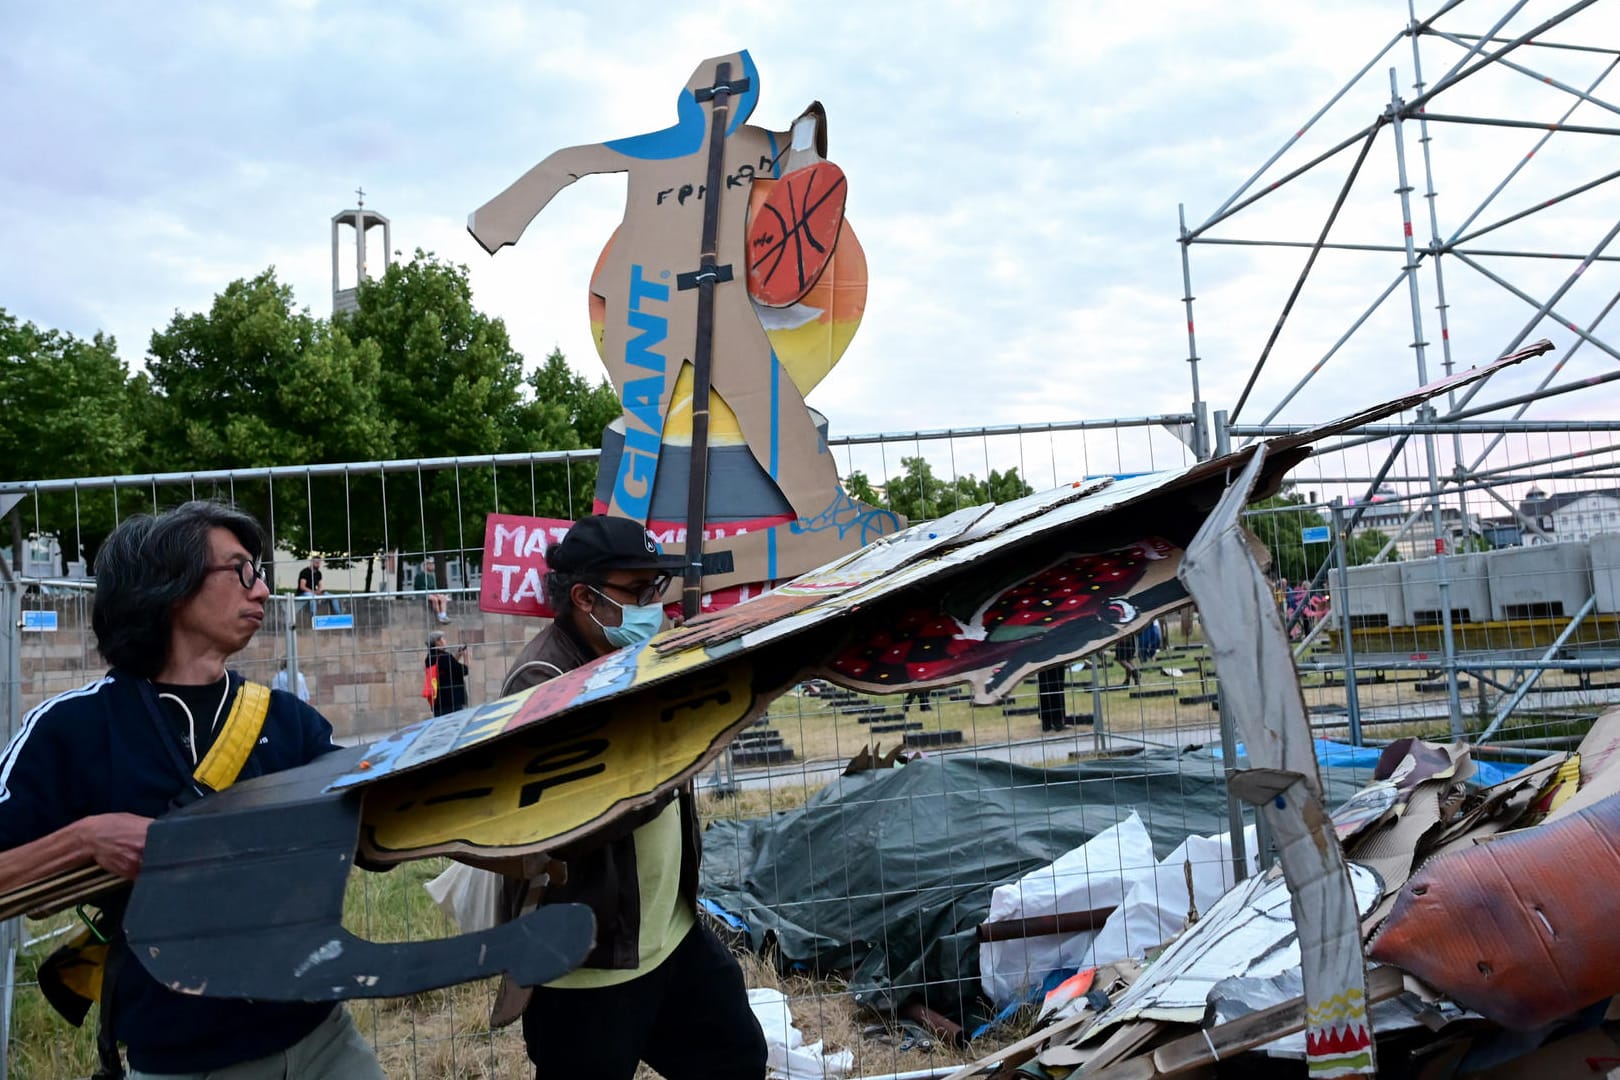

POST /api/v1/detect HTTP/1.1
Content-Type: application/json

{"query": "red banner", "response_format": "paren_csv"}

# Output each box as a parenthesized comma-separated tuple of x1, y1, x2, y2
(479, 514, 575, 618)
(481, 513, 792, 620)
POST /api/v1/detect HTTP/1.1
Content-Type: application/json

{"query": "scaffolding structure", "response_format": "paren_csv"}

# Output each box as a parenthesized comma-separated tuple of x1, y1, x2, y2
(1177, 0, 1620, 735)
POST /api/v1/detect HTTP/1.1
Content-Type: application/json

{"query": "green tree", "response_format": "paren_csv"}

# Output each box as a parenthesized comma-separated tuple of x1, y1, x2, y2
(143, 269, 393, 578)
(518, 348, 622, 517)
(343, 251, 533, 584)
(1248, 488, 1394, 584)
(0, 308, 146, 571)
(875, 456, 1035, 522)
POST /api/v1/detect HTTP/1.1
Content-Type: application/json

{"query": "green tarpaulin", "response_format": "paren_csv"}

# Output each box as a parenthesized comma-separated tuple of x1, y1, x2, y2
(700, 750, 1367, 1025)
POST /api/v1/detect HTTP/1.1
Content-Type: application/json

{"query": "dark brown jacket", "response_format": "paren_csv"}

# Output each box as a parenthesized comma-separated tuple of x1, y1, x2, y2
(499, 618, 701, 972)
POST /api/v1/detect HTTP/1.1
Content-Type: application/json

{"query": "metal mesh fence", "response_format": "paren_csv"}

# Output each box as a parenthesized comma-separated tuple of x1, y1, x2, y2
(2, 418, 1617, 1078)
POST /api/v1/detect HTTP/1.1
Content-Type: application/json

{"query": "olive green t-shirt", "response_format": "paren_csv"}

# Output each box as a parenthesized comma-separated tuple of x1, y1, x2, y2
(546, 799, 694, 988)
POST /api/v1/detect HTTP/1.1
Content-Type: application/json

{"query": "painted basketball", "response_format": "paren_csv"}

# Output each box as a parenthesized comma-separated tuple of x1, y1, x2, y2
(746, 160, 848, 308)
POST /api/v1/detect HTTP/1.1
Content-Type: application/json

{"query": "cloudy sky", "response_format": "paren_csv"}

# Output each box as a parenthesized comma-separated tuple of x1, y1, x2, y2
(4, 0, 1617, 494)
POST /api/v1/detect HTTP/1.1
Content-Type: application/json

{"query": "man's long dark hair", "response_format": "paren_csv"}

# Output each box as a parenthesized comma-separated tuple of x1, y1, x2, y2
(92, 500, 266, 678)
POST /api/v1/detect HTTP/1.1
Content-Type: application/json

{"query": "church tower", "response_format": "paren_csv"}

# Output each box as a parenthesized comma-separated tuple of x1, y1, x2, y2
(332, 188, 391, 314)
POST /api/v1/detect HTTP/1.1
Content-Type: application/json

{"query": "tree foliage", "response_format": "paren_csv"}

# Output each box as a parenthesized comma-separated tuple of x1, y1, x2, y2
(0, 308, 145, 569)
(5, 259, 641, 583)
(1248, 488, 1395, 584)
(851, 456, 1035, 523)
(519, 348, 623, 518)
(146, 269, 391, 469)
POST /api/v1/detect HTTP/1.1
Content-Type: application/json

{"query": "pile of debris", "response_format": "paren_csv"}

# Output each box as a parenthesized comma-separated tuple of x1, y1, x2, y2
(947, 709, 1620, 1079)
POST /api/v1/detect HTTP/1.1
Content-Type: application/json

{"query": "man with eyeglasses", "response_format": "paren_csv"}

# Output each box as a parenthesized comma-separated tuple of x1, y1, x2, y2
(0, 501, 384, 1079)
(495, 514, 767, 1080)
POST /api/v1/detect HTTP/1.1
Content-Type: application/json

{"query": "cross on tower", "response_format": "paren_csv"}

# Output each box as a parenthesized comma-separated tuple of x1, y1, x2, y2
(355, 186, 366, 208)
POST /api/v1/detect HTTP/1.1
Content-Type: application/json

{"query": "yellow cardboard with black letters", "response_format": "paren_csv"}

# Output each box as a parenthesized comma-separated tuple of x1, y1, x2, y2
(358, 659, 759, 862)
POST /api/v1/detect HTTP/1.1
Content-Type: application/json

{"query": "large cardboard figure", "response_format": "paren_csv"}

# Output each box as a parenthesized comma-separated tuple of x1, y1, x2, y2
(470, 51, 897, 594)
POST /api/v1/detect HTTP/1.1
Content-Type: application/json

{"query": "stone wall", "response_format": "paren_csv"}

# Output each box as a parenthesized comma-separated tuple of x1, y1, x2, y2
(15, 592, 549, 744)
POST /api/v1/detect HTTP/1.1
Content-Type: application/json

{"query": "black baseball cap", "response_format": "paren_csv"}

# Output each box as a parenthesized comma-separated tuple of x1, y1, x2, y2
(548, 515, 685, 575)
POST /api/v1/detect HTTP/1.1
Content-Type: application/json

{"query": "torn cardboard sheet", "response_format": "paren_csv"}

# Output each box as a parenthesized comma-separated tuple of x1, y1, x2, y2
(1178, 446, 1378, 1079)
(1083, 864, 1382, 1032)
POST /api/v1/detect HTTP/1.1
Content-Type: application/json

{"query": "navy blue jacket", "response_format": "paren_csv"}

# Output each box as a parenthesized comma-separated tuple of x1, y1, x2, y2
(0, 669, 339, 1073)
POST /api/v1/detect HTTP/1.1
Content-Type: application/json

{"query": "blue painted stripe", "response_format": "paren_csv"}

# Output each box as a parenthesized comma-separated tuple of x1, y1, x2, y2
(767, 524, 777, 579)
(766, 129, 780, 178)
(729, 50, 760, 134)
(605, 94, 705, 160)
(769, 347, 781, 480)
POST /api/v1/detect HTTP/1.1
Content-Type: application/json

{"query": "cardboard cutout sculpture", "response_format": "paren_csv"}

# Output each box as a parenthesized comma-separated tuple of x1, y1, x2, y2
(470, 52, 897, 597)
(104, 344, 1547, 1001)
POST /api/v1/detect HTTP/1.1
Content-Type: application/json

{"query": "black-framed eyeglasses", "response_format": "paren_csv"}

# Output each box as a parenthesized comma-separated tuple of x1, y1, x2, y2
(207, 561, 267, 589)
(593, 574, 671, 607)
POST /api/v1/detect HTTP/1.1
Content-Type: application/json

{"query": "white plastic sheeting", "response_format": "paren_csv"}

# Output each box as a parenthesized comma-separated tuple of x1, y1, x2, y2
(749, 986, 856, 1079)
(979, 811, 1258, 1007)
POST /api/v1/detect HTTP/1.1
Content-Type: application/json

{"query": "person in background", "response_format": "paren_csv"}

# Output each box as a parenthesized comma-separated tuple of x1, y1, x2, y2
(271, 659, 310, 703)
(414, 562, 451, 623)
(296, 554, 343, 616)
(425, 630, 469, 716)
(0, 500, 383, 1079)
(496, 515, 766, 1080)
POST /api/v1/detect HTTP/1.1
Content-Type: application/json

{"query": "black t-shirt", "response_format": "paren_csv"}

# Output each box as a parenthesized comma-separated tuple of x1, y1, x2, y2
(151, 676, 232, 766)
(296, 565, 321, 593)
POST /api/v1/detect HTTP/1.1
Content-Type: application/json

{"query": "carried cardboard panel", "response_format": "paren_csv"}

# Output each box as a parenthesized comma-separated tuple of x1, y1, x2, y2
(357, 659, 762, 863)
(124, 749, 595, 1001)
(324, 349, 1541, 875)
(821, 537, 1189, 702)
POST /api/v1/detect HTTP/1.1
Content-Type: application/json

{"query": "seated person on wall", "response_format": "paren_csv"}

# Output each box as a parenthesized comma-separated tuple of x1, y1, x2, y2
(413, 563, 451, 624)
(496, 515, 768, 1080)
(0, 501, 384, 1080)
(296, 554, 344, 617)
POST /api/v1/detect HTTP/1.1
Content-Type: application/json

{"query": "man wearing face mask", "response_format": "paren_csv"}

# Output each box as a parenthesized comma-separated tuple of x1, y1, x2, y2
(496, 515, 767, 1080)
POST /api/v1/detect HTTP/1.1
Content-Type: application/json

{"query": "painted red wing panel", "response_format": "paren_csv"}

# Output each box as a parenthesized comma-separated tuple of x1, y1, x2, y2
(747, 162, 848, 308)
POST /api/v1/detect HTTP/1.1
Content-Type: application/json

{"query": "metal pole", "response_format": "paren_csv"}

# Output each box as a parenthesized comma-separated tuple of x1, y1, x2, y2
(1179, 204, 1206, 459)
(284, 595, 299, 698)
(1330, 499, 1363, 747)
(0, 575, 17, 1080)
(1390, 66, 1464, 737)
(1091, 658, 1107, 754)
(1213, 410, 1231, 458)
(1215, 681, 1251, 882)
(1475, 595, 1599, 744)
(681, 60, 737, 620)
(1406, 5, 1473, 558)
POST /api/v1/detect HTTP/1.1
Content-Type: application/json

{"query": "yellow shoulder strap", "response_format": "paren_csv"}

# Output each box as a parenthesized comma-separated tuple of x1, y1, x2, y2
(193, 681, 272, 793)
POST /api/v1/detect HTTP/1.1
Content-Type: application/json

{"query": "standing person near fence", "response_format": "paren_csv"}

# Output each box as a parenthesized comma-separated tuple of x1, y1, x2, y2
(495, 514, 767, 1080)
(271, 658, 310, 703)
(0, 501, 383, 1079)
(425, 630, 470, 717)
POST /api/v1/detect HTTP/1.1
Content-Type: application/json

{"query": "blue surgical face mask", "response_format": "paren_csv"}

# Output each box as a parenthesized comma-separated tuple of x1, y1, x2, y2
(590, 589, 665, 649)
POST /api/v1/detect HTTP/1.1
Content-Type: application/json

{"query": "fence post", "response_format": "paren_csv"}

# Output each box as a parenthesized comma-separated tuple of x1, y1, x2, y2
(1330, 499, 1363, 747)
(0, 572, 18, 1080)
